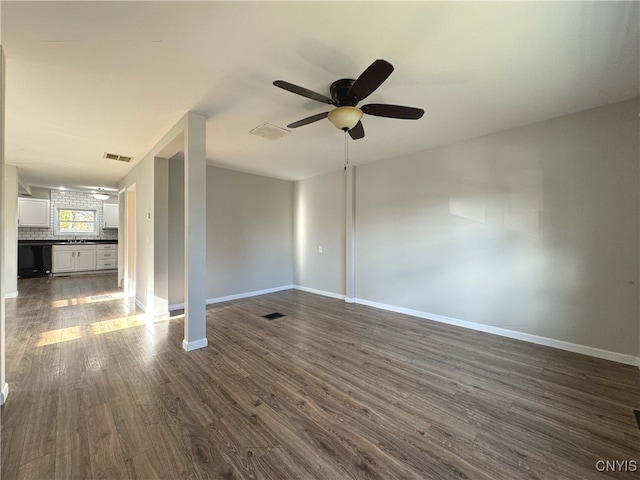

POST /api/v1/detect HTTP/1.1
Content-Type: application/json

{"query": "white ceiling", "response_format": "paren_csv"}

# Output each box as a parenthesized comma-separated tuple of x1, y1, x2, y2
(1, 1, 638, 192)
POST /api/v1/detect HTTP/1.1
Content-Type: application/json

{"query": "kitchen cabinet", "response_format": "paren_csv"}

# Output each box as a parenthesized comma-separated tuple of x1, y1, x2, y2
(51, 248, 74, 273)
(103, 204, 119, 229)
(96, 244, 117, 270)
(75, 247, 97, 271)
(52, 245, 97, 273)
(18, 198, 50, 228)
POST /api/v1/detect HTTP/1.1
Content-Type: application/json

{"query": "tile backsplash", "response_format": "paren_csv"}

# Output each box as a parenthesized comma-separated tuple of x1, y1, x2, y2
(18, 189, 118, 241)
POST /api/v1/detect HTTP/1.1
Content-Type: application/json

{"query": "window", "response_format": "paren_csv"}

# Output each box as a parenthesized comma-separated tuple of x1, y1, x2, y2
(55, 208, 98, 235)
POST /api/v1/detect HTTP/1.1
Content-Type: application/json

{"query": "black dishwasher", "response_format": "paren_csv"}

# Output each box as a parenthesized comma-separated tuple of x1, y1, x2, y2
(18, 244, 52, 278)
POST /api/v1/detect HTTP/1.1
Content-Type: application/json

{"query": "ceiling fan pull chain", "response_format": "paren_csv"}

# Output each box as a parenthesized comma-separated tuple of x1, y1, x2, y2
(344, 130, 349, 170)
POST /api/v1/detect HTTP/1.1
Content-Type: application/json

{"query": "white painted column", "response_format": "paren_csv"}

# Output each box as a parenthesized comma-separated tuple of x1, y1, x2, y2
(345, 166, 356, 303)
(0, 47, 8, 404)
(182, 113, 208, 351)
(3, 165, 18, 298)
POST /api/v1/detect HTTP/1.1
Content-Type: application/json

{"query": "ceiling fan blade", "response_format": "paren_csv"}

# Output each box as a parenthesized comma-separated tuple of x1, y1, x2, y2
(347, 59, 394, 102)
(286, 111, 330, 128)
(273, 80, 334, 104)
(348, 121, 365, 140)
(361, 103, 424, 119)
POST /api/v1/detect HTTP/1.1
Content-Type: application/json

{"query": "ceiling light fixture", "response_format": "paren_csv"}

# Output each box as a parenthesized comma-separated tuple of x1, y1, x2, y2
(326, 107, 364, 171)
(92, 189, 110, 201)
(327, 107, 363, 131)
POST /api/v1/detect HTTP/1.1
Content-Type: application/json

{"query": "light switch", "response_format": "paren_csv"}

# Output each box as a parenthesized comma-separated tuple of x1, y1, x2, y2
(318, 246, 323, 253)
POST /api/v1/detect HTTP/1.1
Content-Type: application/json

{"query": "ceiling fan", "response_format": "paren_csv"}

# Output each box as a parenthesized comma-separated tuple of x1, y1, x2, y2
(273, 59, 424, 140)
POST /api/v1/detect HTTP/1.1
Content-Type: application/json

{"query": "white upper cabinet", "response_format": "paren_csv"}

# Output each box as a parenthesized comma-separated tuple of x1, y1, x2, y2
(103, 203, 119, 229)
(18, 198, 50, 228)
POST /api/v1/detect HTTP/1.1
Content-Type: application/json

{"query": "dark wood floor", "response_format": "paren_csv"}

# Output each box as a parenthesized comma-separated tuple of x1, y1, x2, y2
(1, 274, 639, 479)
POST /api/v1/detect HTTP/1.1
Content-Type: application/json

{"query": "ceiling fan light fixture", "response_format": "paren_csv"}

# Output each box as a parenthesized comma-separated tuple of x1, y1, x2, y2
(327, 106, 363, 131)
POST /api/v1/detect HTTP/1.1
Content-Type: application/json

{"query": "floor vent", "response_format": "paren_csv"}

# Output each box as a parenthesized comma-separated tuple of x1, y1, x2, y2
(90, 294, 113, 300)
(262, 312, 285, 321)
(634, 410, 640, 430)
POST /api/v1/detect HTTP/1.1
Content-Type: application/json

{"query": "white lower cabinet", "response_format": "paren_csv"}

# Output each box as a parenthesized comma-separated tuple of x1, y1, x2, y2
(97, 244, 118, 270)
(52, 244, 116, 273)
(52, 248, 75, 273)
(75, 248, 97, 271)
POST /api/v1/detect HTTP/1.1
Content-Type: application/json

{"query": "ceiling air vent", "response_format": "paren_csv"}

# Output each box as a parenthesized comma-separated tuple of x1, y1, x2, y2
(104, 152, 133, 162)
(249, 123, 290, 141)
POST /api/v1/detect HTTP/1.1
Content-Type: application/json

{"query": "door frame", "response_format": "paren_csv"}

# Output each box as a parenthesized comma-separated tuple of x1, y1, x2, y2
(123, 184, 136, 301)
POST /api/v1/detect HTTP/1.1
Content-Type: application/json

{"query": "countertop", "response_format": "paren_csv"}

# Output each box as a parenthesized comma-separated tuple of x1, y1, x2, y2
(18, 240, 118, 246)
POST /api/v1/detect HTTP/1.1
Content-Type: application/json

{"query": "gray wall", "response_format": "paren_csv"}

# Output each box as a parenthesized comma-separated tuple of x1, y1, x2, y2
(168, 159, 185, 306)
(168, 163, 294, 306)
(354, 98, 639, 356)
(122, 97, 638, 360)
(153, 157, 170, 316)
(294, 169, 345, 296)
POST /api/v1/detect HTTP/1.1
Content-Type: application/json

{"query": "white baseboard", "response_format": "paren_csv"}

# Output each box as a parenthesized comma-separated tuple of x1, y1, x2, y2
(153, 311, 170, 322)
(293, 285, 345, 300)
(52, 269, 117, 277)
(207, 284, 294, 305)
(4, 291, 18, 298)
(355, 297, 640, 367)
(182, 338, 208, 351)
(133, 299, 168, 323)
(135, 298, 146, 312)
(0, 382, 9, 405)
(151, 285, 640, 368)
(169, 284, 295, 312)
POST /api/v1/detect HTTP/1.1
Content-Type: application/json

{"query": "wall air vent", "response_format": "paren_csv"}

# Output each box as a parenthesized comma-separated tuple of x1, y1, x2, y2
(249, 123, 290, 141)
(104, 152, 133, 162)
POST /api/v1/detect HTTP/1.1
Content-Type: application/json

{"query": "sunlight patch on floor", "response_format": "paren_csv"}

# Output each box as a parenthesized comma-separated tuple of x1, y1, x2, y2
(35, 313, 161, 346)
(35, 326, 82, 346)
(51, 291, 126, 308)
(90, 314, 147, 335)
